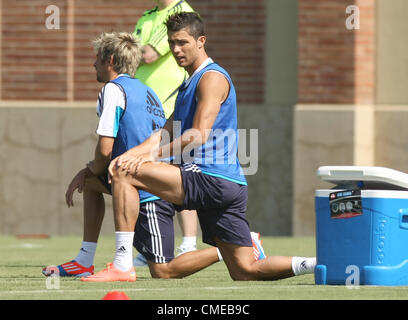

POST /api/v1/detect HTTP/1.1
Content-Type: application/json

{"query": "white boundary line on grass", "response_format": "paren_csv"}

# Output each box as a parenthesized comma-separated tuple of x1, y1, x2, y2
(0, 285, 319, 296)
(2, 284, 403, 296)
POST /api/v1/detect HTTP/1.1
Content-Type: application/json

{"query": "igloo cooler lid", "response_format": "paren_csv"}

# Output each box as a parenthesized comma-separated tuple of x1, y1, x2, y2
(317, 166, 408, 190)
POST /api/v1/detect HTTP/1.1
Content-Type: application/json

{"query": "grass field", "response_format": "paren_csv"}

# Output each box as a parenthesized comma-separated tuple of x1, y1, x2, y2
(1, 235, 408, 300)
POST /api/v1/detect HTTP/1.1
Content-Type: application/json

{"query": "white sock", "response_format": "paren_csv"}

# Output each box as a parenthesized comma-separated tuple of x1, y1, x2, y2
(216, 248, 223, 261)
(113, 232, 134, 272)
(74, 241, 97, 268)
(180, 236, 196, 249)
(291, 257, 316, 276)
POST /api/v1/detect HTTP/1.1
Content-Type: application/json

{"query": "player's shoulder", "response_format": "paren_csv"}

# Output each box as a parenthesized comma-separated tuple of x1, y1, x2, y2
(142, 6, 159, 17)
(168, 0, 195, 16)
(205, 63, 232, 81)
(198, 65, 231, 94)
(98, 81, 126, 104)
(199, 70, 229, 88)
(102, 81, 123, 93)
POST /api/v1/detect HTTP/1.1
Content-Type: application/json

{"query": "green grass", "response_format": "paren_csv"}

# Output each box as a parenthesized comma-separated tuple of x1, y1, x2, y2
(0, 235, 408, 300)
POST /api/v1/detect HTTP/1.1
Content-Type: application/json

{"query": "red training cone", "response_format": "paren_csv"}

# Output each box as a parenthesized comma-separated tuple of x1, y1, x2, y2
(102, 291, 130, 300)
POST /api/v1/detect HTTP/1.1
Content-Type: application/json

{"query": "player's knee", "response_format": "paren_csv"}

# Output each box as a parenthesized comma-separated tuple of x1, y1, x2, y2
(228, 264, 257, 281)
(112, 166, 145, 187)
(230, 272, 257, 281)
(110, 167, 123, 181)
(230, 271, 253, 281)
(151, 271, 171, 279)
(110, 167, 133, 185)
(149, 264, 176, 279)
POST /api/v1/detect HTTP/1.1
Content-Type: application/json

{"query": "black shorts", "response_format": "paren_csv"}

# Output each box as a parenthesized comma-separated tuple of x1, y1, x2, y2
(175, 163, 252, 247)
(133, 199, 176, 264)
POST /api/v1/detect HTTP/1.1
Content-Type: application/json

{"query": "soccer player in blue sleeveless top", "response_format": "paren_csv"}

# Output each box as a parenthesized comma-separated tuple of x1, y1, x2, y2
(43, 32, 178, 281)
(107, 13, 316, 281)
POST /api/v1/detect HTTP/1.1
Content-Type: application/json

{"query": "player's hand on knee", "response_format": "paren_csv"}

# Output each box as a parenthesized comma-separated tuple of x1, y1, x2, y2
(112, 154, 139, 176)
(111, 153, 139, 173)
(108, 159, 116, 181)
(109, 154, 129, 173)
(108, 154, 131, 183)
(126, 152, 154, 176)
(108, 156, 121, 180)
(135, 152, 154, 174)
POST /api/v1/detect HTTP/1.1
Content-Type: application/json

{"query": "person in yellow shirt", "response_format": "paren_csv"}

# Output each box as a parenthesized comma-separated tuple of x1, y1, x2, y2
(133, 0, 198, 266)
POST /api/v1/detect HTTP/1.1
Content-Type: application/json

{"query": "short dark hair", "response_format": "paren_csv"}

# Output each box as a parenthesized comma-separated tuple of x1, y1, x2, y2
(165, 12, 205, 39)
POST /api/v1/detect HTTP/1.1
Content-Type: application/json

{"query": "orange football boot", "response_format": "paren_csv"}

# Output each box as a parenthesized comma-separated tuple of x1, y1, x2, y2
(81, 262, 136, 282)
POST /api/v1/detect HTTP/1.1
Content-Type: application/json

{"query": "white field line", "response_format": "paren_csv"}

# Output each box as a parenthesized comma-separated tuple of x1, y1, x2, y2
(2, 284, 405, 296)
(0, 285, 321, 296)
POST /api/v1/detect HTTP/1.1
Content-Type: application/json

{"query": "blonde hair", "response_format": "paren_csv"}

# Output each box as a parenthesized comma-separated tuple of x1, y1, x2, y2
(92, 31, 142, 76)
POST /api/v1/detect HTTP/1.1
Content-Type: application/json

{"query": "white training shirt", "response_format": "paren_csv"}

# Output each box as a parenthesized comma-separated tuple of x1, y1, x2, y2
(96, 74, 127, 138)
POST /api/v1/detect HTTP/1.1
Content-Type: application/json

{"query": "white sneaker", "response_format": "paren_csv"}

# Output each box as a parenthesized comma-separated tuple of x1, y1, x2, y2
(133, 253, 148, 267)
(176, 245, 197, 257)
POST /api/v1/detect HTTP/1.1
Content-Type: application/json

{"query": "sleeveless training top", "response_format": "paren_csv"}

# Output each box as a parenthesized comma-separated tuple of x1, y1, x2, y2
(173, 62, 247, 185)
(110, 75, 166, 202)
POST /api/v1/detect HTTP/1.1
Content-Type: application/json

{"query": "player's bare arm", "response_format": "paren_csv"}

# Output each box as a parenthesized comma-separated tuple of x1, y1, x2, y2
(87, 136, 115, 176)
(65, 136, 113, 207)
(191, 71, 229, 143)
(142, 45, 160, 64)
(114, 71, 229, 175)
(158, 71, 229, 158)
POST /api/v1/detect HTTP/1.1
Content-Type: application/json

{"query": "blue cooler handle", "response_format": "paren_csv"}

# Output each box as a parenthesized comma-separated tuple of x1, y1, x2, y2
(399, 209, 408, 229)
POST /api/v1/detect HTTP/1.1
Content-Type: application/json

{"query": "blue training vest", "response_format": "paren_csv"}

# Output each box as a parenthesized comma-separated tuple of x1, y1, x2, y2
(110, 75, 166, 202)
(173, 62, 247, 185)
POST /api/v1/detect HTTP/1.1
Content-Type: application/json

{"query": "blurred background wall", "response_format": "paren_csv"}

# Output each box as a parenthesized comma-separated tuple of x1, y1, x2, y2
(0, 0, 407, 237)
